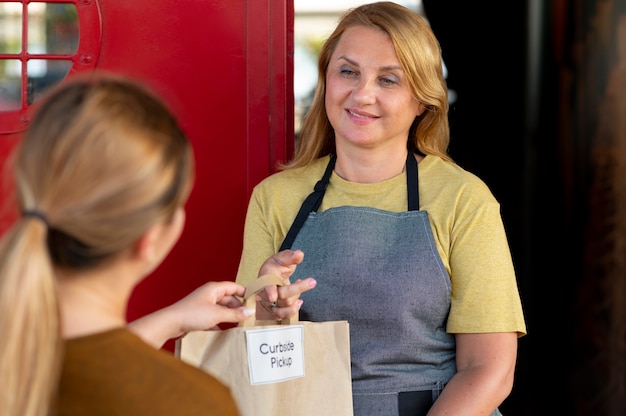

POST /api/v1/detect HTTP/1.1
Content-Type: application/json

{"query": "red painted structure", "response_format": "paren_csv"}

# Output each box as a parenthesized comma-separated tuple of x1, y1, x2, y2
(0, 0, 295, 350)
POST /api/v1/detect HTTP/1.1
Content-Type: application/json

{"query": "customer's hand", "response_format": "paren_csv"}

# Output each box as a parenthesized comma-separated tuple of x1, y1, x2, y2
(128, 280, 252, 348)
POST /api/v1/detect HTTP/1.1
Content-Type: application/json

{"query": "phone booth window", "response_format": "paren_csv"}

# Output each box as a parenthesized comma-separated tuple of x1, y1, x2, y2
(0, 0, 100, 134)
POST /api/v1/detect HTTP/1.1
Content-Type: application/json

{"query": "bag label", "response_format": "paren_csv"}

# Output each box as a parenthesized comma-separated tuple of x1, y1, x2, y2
(245, 325, 305, 385)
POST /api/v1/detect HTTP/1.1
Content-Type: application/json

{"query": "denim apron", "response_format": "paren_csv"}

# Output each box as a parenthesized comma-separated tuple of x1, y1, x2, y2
(280, 153, 459, 416)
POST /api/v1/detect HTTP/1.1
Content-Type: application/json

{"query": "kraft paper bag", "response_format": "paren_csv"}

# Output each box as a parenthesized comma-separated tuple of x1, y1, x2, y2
(175, 274, 353, 416)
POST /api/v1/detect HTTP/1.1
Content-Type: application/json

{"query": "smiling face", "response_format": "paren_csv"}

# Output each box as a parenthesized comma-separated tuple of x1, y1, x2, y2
(325, 25, 425, 154)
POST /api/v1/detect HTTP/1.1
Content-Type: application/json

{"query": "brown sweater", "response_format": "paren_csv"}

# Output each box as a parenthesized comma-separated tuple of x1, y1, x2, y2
(54, 328, 239, 415)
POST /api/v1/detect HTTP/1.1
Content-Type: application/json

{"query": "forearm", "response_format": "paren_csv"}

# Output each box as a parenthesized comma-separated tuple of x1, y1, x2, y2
(127, 305, 183, 349)
(426, 367, 513, 415)
(427, 332, 518, 415)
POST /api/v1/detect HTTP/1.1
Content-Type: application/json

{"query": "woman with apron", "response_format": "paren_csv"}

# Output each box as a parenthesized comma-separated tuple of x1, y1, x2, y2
(236, 3, 526, 415)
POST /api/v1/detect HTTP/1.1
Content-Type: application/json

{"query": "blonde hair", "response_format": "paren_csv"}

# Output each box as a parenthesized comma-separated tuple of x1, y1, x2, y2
(0, 73, 194, 416)
(283, 1, 452, 169)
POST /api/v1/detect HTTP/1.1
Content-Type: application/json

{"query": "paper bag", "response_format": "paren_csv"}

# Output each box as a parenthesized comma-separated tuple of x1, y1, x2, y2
(175, 274, 353, 416)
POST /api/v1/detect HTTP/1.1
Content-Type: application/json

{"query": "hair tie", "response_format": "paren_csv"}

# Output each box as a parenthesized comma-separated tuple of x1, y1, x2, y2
(23, 210, 49, 227)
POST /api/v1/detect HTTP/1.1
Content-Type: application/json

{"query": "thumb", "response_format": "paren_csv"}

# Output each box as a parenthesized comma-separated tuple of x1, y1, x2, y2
(210, 306, 255, 327)
(236, 306, 256, 322)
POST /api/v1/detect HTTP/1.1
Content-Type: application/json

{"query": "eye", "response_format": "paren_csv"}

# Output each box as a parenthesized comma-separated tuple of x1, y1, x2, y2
(339, 66, 358, 78)
(379, 76, 398, 86)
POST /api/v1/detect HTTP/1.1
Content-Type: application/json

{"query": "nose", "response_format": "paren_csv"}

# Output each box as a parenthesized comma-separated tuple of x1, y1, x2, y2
(351, 78, 376, 104)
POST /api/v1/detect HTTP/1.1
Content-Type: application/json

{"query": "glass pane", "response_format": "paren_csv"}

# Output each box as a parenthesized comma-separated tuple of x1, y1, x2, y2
(0, 2, 23, 54)
(0, 59, 22, 112)
(27, 59, 71, 105)
(28, 3, 79, 55)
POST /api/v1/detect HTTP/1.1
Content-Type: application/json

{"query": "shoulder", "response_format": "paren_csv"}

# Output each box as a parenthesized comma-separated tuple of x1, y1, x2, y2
(251, 156, 331, 201)
(259, 155, 330, 186)
(420, 155, 498, 205)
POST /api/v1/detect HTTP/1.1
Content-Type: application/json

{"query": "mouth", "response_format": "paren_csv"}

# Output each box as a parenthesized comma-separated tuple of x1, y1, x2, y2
(347, 109, 377, 119)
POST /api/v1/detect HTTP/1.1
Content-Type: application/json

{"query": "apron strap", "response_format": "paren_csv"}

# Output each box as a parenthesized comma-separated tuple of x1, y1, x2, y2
(406, 151, 419, 211)
(280, 154, 336, 250)
(280, 152, 419, 250)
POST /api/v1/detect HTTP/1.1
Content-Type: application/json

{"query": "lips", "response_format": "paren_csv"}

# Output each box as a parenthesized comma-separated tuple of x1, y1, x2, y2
(346, 109, 377, 119)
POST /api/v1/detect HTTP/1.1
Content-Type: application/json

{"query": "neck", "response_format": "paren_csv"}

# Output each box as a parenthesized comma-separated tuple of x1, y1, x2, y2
(333, 150, 409, 183)
(56, 261, 137, 338)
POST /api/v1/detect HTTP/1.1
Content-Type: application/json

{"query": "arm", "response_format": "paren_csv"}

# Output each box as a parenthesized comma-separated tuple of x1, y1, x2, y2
(427, 332, 519, 416)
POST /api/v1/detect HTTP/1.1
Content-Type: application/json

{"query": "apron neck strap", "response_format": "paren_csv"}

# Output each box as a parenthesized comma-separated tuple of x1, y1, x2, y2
(280, 152, 419, 250)
(406, 152, 419, 211)
(280, 154, 336, 250)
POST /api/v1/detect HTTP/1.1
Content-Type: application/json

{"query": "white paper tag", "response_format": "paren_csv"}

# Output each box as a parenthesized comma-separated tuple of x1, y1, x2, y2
(245, 325, 305, 385)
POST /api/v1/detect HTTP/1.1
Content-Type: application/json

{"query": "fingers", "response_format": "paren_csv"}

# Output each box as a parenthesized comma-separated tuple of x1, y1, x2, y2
(208, 281, 247, 299)
(259, 250, 310, 302)
(264, 285, 280, 304)
(255, 249, 314, 321)
(222, 307, 256, 323)
(258, 277, 317, 320)
(208, 307, 254, 324)
(180, 304, 255, 334)
(273, 299, 303, 321)
(259, 249, 305, 281)
(181, 281, 246, 309)
(261, 276, 316, 302)
(171, 281, 251, 334)
(276, 248, 305, 266)
(278, 277, 317, 302)
(217, 294, 245, 309)
(270, 248, 305, 267)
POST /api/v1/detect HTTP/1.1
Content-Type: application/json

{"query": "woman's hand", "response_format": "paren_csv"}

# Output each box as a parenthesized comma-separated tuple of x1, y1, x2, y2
(128, 281, 253, 349)
(256, 249, 317, 321)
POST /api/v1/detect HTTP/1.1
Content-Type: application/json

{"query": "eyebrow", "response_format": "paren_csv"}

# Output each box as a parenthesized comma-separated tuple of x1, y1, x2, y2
(337, 55, 403, 72)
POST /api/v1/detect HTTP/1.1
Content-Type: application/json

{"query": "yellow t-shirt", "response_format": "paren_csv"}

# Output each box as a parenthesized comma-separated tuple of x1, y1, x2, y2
(236, 155, 526, 336)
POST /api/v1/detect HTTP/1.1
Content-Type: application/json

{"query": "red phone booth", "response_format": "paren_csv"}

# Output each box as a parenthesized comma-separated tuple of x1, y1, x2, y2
(0, 0, 294, 350)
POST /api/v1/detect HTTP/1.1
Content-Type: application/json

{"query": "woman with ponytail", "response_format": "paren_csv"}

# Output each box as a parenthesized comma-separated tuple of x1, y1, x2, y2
(0, 73, 306, 416)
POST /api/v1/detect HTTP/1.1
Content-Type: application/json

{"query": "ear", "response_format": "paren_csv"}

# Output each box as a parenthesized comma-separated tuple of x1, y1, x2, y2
(416, 101, 427, 116)
(134, 224, 161, 264)
(133, 208, 186, 268)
